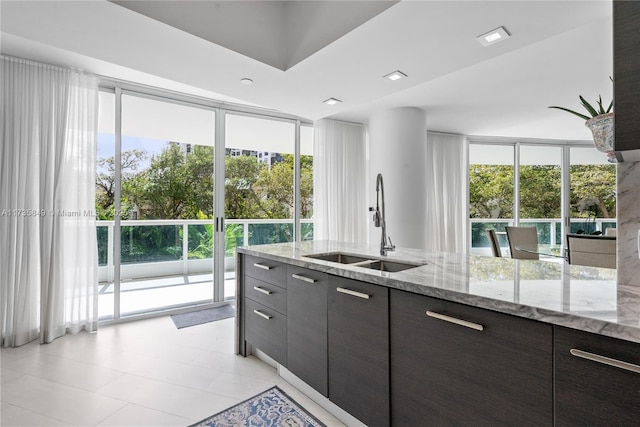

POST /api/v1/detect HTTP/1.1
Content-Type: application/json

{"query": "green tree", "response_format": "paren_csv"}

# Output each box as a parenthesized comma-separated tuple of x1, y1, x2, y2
(95, 149, 147, 219)
(469, 165, 514, 218)
(224, 155, 264, 219)
(519, 165, 561, 218)
(570, 165, 616, 218)
(129, 143, 214, 219)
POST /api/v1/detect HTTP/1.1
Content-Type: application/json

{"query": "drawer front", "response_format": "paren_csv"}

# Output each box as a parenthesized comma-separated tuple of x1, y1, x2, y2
(244, 298, 287, 365)
(244, 276, 286, 315)
(329, 276, 389, 427)
(287, 265, 328, 397)
(555, 326, 640, 426)
(390, 289, 552, 426)
(244, 255, 287, 288)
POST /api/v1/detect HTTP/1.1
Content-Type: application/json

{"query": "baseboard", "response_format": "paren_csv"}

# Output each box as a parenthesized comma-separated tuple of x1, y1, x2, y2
(278, 365, 367, 427)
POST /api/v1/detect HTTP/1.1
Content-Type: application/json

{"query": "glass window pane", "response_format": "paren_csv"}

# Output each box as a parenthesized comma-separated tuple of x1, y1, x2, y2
(469, 144, 514, 255)
(301, 125, 314, 241)
(570, 146, 616, 235)
(119, 94, 215, 316)
(519, 145, 562, 245)
(224, 114, 295, 299)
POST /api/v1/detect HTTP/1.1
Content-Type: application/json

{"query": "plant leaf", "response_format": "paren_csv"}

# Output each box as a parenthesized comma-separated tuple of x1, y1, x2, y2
(597, 95, 605, 114)
(579, 95, 599, 117)
(548, 106, 591, 121)
(606, 100, 613, 113)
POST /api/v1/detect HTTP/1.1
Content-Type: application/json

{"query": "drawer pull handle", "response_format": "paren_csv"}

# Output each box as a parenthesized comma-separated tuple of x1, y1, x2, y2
(336, 287, 370, 299)
(253, 263, 271, 270)
(253, 309, 272, 320)
(292, 273, 316, 283)
(253, 286, 272, 295)
(570, 349, 640, 374)
(426, 311, 484, 331)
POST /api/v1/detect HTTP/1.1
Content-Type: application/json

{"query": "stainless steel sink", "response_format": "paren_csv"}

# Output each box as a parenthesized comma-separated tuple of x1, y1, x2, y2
(305, 252, 425, 272)
(361, 260, 424, 273)
(304, 252, 372, 264)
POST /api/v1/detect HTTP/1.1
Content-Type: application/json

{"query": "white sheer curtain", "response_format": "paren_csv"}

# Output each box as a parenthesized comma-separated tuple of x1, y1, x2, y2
(313, 119, 368, 243)
(425, 132, 469, 253)
(1, 56, 99, 346)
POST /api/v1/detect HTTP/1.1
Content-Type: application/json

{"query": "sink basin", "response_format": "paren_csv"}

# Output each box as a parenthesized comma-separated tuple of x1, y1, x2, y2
(305, 252, 425, 272)
(305, 252, 372, 264)
(362, 260, 424, 273)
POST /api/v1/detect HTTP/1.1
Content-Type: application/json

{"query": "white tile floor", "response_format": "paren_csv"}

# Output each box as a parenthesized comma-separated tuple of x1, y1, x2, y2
(0, 316, 346, 427)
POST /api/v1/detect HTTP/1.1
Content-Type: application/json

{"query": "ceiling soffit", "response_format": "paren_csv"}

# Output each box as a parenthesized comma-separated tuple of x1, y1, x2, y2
(110, 0, 399, 71)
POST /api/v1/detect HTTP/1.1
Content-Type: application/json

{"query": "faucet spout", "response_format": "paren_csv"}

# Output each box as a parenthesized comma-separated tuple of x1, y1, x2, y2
(374, 173, 395, 256)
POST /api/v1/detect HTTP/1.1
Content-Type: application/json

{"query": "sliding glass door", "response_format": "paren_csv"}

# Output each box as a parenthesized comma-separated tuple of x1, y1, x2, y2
(97, 87, 313, 320)
(223, 113, 296, 299)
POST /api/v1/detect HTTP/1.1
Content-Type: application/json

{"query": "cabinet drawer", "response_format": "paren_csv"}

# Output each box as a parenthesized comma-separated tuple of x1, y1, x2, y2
(287, 265, 328, 397)
(244, 298, 287, 365)
(244, 255, 287, 287)
(390, 289, 552, 426)
(329, 276, 389, 427)
(555, 326, 640, 426)
(244, 276, 286, 315)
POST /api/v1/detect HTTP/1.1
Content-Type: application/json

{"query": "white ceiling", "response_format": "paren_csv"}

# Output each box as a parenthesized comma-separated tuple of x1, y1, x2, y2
(0, 0, 613, 141)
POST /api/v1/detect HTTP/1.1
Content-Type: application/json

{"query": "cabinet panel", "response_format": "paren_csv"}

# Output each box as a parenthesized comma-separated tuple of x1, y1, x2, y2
(287, 266, 328, 396)
(328, 276, 389, 427)
(244, 255, 287, 287)
(244, 276, 286, 315)
(390, 289, 553, 426)
(614, 0, 640, 153)
(244, 298, 287, 365)
(555, 326, 640, 426)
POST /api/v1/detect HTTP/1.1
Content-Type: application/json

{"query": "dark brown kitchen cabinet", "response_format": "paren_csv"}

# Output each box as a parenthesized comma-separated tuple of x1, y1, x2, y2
(554, 325, 640, 426)
(286, 266, 328, 397)
(240, 254, 287, 364)
(613, 0, 640, 157)
(390, 289, 553, 426)
(243, 297, 287, 365)
(328, 276, 389, 427)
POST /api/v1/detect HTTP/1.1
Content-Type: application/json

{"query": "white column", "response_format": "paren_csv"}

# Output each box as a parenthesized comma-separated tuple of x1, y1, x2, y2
(369, 107, 427, 250)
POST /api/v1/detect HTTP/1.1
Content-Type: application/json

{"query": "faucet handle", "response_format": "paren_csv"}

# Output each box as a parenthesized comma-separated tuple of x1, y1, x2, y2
(386, 236, 396, 251)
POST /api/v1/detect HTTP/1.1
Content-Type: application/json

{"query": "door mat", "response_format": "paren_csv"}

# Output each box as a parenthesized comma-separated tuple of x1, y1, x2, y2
(189, 386, 326, 427)
(171, 304, 235, 329)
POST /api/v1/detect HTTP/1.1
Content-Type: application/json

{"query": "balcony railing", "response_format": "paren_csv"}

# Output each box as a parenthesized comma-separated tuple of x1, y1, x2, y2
(470, 218, 617, 255)
(97, 218, 314, 283)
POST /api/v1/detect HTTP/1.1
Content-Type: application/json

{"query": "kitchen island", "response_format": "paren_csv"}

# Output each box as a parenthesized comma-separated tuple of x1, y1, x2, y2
(236, 241, 640, 426)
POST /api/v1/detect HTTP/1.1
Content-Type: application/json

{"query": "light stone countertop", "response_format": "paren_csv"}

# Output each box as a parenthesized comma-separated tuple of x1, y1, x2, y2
(238, 240, 640, 344)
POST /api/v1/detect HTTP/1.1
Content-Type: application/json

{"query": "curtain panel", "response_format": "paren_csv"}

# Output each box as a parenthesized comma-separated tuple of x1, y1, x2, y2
(313, 119, 368, 243)
(425, 132, 469, 253)
(1, 56, 99, 346)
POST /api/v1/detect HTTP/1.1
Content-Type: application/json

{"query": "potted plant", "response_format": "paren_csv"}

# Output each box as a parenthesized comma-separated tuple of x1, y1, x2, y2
(549, 78, 614, 161)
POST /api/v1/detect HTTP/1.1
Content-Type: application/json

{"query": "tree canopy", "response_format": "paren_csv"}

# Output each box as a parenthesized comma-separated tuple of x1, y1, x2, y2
(96, 143, 314, 221)
(469, 164, 616, 219)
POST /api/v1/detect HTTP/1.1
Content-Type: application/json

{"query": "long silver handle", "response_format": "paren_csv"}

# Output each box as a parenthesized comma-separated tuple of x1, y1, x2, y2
(253, 309, 272, 320)
(253, 263, 271, 270)
(570, 349, 640, 374)
(336, 287, 370, 299)
(253, 286, 272, 295)
(426, 311, 484, 331)
(292, 273, 316, 283)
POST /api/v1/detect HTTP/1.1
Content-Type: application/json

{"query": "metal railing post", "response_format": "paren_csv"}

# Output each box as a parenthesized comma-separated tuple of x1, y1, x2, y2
(183, 222, 189, 276)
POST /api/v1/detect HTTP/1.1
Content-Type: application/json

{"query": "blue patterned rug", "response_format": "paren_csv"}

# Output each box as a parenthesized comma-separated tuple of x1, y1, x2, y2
(189, 386, 326, 427)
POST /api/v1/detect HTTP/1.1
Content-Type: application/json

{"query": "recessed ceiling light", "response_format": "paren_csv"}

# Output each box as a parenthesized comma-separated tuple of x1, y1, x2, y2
(240, 78, 253, 85)
(323, 98, 342, 105)
(476, 26, 510, 46)
(384, 70, 407, 81)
